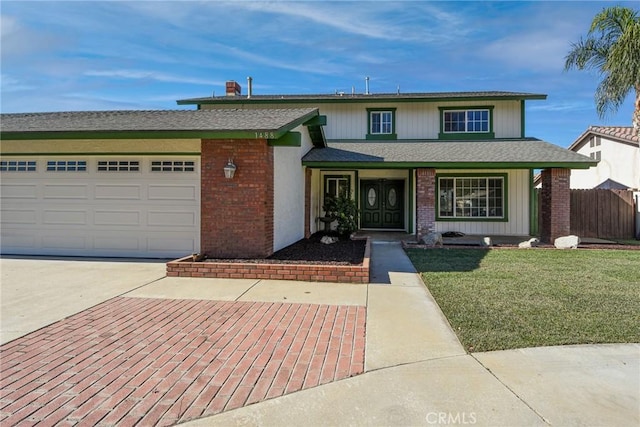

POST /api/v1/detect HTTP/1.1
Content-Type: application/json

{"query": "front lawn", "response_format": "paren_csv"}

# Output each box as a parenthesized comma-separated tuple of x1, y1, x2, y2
(405, 248, 640, 352)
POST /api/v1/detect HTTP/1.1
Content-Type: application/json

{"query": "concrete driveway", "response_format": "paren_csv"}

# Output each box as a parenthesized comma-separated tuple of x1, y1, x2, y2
(0, 257, 166, 344)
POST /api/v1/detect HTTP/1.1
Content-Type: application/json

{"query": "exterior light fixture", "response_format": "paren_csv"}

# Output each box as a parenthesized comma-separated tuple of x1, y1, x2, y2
(223, 159, 237, 179)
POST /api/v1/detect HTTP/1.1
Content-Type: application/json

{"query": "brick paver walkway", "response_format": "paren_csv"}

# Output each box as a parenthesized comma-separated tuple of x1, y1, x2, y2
(0, 297, 366, 426)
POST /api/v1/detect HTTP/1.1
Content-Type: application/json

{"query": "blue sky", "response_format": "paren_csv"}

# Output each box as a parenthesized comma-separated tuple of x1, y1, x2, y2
(1, 1, 637, 147)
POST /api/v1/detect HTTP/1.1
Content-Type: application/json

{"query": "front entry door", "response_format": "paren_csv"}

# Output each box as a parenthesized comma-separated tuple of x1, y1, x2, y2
(360, 180, 404, 229)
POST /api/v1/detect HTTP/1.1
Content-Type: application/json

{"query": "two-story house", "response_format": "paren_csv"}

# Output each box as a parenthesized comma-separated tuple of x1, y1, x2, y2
(0, 80, 595, 259)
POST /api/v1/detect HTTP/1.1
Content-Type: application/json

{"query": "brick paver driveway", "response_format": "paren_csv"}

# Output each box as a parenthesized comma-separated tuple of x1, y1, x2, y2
(0, 297, 366, 426)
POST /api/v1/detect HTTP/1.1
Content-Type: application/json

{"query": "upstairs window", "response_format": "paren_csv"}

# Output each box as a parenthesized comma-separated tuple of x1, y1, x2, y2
(439, 106, 494, 139)
(367, 108, 396, 140)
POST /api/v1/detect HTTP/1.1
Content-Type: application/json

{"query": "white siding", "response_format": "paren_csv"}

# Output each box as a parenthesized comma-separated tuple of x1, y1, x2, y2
(434, 169, 531, 236)
(204, 100, 523, 140)
(304, 100, 522, 140)
(273, 125, 314, 251)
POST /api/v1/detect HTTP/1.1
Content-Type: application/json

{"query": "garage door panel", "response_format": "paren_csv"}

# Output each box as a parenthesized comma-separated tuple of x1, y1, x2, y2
(148, 235, 197, 253)
(1, 233, 37, 249)
(42, 210, 87, 225)
(42, 234, 87, 250)
(1, 156, 200, 258)
(1, 209, 38, 224)
(94, 235, 141, 251)
(95, 184, 141, 200)
(94, 210, 141, 226)
(148, 184, 197, 200)
(1, 184, 38, 199)
(148, 211, 196, 227)
(43, 184, 88, 199)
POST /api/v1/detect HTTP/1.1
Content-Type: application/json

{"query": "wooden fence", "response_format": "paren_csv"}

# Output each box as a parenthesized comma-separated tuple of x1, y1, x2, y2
(569, 189, 636, 239)
(534, 189, 637, 239)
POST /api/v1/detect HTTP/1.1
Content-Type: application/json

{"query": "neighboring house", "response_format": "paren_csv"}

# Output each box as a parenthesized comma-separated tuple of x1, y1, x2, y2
(0, 81, 595, 259)
(567, 126, 640, 190)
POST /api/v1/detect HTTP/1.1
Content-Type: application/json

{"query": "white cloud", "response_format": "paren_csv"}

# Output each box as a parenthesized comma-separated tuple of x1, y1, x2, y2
(83, 70, 216, 86)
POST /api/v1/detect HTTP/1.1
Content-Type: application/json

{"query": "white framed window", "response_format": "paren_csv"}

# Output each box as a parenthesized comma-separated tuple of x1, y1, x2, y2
(46, 160, 87, 172)
(0, 160, 37, 172)
(151, 160, 196, 172)
(97, 160, 140, 172)
(438, 175, 506, 220)
(367, 108, 396, 139)
(370, 111, 393, 134)
(443, 109, 490, 133)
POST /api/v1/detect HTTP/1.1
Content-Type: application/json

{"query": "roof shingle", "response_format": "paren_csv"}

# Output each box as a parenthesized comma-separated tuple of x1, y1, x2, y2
(0, 108, 318, 134)
(302, 139, 595, 168)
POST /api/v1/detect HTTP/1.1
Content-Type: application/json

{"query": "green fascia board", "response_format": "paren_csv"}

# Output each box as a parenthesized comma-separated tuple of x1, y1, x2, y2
(301, 161, 597, 169)
(177, 94, 547, 106)
(268, 131, 301, 147)
(304, 115, 327, 126)
(437, 132, 495, 140)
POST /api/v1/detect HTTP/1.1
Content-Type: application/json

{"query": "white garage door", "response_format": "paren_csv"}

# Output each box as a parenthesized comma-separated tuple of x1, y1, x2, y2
(1, 156, 200, 258)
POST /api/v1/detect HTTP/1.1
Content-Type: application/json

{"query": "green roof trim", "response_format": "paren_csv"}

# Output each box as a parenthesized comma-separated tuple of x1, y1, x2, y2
(268, 131, 301, 147)
(301, 161, 596, 170)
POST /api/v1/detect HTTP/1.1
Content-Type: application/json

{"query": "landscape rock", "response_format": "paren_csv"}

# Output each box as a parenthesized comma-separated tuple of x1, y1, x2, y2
(554, 235, 581, 249)
(320, 235, 339, 245)
(481, 237, 492, 247)
(518, 238, 540, 249)
(421, 232, 443, 247)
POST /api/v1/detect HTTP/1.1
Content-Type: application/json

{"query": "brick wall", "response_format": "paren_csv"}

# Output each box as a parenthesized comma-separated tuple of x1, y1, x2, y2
(540, 168, 571, 243)
(416, 168, 436, 240)
(167, 238, 371, 284)
(201, 139, 274, 258)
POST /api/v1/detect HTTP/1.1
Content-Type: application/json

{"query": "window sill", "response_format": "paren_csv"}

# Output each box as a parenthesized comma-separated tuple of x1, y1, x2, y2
(438, 132, 495, 140)
(366, 133, 397, 140)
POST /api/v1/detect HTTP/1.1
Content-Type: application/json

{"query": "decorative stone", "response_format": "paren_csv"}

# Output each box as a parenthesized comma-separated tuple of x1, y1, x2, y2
(481, 237, 492, 247)
(421, 232, 443, 247)
(518, 238, 540, 249)
(320, 236, 339, 245)
(554, 235, 581, 249)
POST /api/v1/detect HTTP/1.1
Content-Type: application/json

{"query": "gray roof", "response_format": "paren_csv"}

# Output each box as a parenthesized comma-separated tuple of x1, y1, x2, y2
(0, 108, 319, 136)
(178, 91, 546, 105)
(302, 139, 596, 169)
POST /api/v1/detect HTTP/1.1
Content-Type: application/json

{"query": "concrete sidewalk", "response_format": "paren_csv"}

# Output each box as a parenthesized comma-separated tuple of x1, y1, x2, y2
(1, 247, 638, 426)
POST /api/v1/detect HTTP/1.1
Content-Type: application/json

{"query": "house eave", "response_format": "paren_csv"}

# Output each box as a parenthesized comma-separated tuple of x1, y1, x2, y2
(301, 161, 597, 170)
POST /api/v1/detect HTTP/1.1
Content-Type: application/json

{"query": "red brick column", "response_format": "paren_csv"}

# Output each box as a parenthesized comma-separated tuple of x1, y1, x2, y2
(540, 168, 571, 243)
(201, 139, 274, 258)
(416, 168, 436, 241)
(304, 167, 312, 238)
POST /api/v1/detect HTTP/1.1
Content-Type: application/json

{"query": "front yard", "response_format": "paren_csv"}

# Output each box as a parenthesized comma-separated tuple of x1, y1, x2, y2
(405, 248, 640, 352)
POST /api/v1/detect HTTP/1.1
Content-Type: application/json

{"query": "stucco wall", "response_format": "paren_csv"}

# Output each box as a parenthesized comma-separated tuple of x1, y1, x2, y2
(273, 126, 314, 251)
(571, 136, 640, 189)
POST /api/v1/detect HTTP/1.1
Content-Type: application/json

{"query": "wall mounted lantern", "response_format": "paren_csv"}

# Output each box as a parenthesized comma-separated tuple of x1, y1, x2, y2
(223, 159, 237, 179)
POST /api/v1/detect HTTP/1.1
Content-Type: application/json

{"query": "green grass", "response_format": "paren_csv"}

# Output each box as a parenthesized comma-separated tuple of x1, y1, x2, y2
(405, 248, 640, 352)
